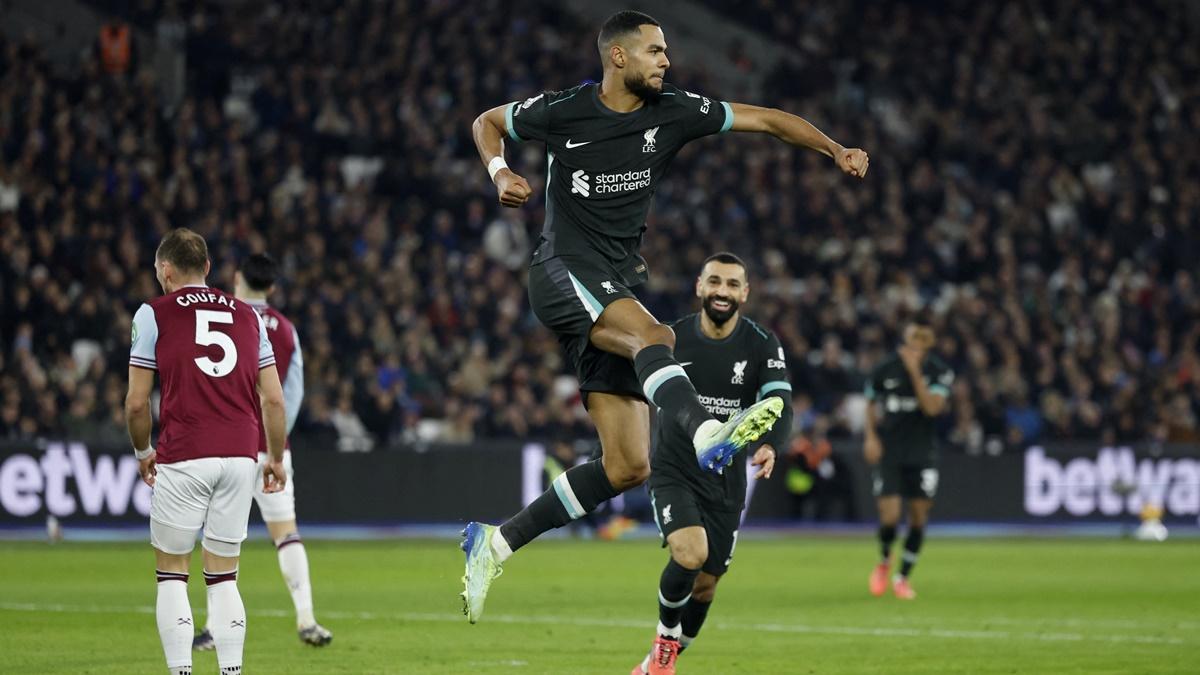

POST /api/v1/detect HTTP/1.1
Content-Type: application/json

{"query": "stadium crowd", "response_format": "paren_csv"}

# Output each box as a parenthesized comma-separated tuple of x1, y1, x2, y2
(1, 0, 1198, 455)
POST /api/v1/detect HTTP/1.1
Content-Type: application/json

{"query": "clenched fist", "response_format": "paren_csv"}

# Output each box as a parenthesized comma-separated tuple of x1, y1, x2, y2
(836, 147, 870, 178)
(495, 169, 533, 208)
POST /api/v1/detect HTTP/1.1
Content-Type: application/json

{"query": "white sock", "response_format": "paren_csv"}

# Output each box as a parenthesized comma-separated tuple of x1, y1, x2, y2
(155, 575, 193, 673)
(681, 634, 695, 650)
(692, 419, 722, 449)
(205, 570, 246, 674)
(276, 534, 316, 628)
(490, 528, 514, 563)
(657, 620, 682, 639)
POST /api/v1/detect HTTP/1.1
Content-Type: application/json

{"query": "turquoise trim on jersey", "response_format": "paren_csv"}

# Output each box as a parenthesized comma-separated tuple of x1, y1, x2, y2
(649, 490, 664, 538)
(758, 381, 792, 400)
(566, 270, 604, 322)
(743, 317, 769, 340)
(864, 383, 876, 400)
(505, 103, 524, 142)
(719, 101, 735, 133)
(929, 384, 951, 397)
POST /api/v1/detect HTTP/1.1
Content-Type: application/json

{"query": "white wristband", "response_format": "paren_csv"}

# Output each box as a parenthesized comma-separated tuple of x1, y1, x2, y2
(487, 156, 509, 181)
(134, 446, 154, 460)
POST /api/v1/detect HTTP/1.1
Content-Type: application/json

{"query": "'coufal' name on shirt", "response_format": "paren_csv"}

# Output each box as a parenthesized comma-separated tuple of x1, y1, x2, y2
(175, 292, 236, 309)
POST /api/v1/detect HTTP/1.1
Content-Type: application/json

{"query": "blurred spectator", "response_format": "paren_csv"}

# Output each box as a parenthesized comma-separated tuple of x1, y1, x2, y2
(0, 0, 1198, 455)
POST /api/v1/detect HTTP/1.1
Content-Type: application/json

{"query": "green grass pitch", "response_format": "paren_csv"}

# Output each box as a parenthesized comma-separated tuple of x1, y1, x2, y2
(0, 536, 1196, 673)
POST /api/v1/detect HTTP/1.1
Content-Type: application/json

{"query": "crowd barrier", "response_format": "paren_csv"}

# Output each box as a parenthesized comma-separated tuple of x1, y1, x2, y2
(1, 440, 1196, 526)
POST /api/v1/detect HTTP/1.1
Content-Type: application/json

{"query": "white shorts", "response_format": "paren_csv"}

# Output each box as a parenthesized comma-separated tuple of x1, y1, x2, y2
(150, 456, 257, 557)
(253, 450, 296, 523)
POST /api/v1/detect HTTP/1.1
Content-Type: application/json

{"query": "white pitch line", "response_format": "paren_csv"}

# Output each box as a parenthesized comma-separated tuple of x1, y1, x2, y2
(873, 613, 1200, 631)
(0, 601, 1187, 646)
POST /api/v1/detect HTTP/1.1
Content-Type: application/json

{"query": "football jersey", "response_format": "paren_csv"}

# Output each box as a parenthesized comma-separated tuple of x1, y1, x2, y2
(505, 82, 733, 280)
(650, 314, 792, 510)
(246, 300, 304, 449)
(864, 353, 955, 464)
(130, 284, 275, 464)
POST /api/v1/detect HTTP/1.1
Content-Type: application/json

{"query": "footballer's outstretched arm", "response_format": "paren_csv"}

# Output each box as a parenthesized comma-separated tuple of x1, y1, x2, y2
(472, 104, 532, 208)
(728, 102, 870, 178)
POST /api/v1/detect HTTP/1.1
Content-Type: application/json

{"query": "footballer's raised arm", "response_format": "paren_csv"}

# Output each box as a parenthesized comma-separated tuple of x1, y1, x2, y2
(472, 103, 532, 208)
(472, 104, 512, 168)
(727, 102, 869, 178)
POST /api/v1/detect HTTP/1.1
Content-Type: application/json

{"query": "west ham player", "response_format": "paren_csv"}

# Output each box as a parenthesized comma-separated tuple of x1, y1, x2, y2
(462, 10, 867, 622)
(127, 228, 287, 675)
(864, 313, 954, 599)
(633, 253, 792, 675)
(193, 254, 332, 650)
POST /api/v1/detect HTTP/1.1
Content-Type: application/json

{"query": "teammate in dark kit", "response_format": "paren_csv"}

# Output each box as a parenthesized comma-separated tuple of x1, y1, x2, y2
(462, 10, 867, 623)
(864, 313, 954, 600)
(632, 253, 792, 675)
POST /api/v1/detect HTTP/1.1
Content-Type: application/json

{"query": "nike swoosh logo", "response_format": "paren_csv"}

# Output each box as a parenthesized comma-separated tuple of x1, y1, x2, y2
(679, 362, 693, 367)
(564, 139, 591, 148)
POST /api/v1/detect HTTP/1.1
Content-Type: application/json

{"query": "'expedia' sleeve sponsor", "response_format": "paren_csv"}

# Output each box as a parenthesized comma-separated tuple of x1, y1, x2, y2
(672, 85, 734, 141)
(505, 90, 563, 143)
(756, 330, 793, 452)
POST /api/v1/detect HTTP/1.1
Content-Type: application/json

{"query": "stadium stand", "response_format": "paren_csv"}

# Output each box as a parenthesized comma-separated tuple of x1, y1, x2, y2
(1, 0, 1197, 455)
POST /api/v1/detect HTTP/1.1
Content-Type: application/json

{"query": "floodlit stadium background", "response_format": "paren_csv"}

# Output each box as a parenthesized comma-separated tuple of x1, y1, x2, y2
(1, 1, 1198, 673)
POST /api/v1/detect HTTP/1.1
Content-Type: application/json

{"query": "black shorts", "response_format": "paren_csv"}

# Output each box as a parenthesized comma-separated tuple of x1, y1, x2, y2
(649, 481, 741, 577)
(528, 255, 644, 401)
(873, 462, 939, 499)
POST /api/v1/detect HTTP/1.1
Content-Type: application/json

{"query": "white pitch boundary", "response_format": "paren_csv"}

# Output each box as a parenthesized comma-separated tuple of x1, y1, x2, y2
(0, 601, 1188, 646)
(872, 613, 1200, 631)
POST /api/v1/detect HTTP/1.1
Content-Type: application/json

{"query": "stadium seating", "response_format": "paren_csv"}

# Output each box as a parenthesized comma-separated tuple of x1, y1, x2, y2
(1, 0, 1197, 453)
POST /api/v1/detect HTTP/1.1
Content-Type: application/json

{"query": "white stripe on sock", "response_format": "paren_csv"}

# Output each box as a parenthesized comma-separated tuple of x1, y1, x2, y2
(643, 365, 687, 402)
(552, 472, 586, 520)
(658, 590, 692, 609)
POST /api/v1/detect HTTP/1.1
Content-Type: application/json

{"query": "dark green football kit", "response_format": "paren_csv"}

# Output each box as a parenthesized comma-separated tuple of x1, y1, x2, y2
(505, 83, 735, 400)
(864, 354, 954, 499)
(647, 314, 793, 576)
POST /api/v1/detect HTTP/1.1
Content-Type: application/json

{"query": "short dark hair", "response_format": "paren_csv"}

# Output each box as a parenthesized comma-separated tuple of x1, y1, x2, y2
(597, 10, 660, 59)
(156, 228, 208, 274)
(240, 253, 278, 291)
(701, 251, 748, 276)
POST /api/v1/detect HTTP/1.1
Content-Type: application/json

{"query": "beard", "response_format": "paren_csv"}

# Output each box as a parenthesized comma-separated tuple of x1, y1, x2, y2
(624, 71, 662, 102)
(702, 295, 740, 326)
